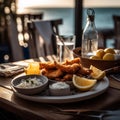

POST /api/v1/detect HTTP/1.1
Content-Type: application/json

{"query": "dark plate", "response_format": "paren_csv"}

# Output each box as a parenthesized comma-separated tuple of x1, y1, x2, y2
(12, 77, 109, 103)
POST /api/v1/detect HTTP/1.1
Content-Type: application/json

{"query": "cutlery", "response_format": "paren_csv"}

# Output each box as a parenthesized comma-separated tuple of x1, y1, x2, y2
(49, 105, 120, 120)
(110, 73, 120, 82)
(104, 66, 120, 82)
(48, 105, 106, 119)
(104, 66, 120, 74)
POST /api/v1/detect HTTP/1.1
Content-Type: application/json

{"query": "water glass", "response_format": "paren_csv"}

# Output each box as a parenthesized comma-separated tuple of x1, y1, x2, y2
(56, 35, 76, 62)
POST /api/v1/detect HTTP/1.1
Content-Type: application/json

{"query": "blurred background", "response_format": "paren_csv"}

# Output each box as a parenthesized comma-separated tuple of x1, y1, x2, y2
(0, 0, 120, 63)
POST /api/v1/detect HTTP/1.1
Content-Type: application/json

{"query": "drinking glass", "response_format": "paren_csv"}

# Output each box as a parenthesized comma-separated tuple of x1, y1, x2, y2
(56, 35, 76, 62)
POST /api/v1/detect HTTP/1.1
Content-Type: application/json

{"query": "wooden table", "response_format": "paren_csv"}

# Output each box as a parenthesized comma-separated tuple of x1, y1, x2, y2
(0, 57, 120, 120)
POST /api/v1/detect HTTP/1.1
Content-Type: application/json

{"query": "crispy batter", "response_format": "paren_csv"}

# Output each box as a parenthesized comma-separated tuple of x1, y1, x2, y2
(40, 58, 92, 81)
(63, 58, 81, 65)
(43, 69, 63, 79)
(55, 61, 81, 73)
(40, 62, 56, 69)
(62, 74, 73, 81)
(76, 67, 92, 76)
(41, 68, 47, 75)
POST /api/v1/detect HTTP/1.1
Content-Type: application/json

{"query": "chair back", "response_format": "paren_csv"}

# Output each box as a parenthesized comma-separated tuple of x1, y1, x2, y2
(7, 15, 23, 61)
(27, 19, 63, 58)
(113, 15, 120, 49)
(7, 13, 43, 61)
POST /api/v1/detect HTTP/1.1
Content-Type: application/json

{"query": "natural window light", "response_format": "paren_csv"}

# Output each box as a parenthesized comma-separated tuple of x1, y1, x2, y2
(17, 0, 74, 9)
(16, 0, 74, 13)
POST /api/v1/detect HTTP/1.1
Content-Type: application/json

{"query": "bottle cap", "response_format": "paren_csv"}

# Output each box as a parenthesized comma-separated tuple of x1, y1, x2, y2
(87, 8, 95, 21)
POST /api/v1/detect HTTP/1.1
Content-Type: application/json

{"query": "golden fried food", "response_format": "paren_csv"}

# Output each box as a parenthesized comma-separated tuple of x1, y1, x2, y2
(55, 61, 81, 74)
(41, 68, 47, 75)
(64, 58, 81, 65)
(42, 69, 63, 79)
(76, 66, 92, 76)
(40, 62, 56, 69)
(62, 74, 73, 81)
(39, 58, 92, 82)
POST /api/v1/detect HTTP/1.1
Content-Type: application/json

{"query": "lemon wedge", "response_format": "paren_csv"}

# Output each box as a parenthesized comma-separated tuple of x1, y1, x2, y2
(25, 62, 40, 75)
(103, 53, 115, 61)
(90, 55, 101, 60)
(96, 49, 105, 59)
(104, 48, 115, 54)
(90, 65, 105, 80)
(72, 75, 97, 91)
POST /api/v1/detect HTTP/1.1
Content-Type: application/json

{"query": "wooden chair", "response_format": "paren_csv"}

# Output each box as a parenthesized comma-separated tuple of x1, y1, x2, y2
(7, 13, 43, 61)
(16, 13, 43, 43)
(27, 19, 63, 58)
(97, 28, 115, 48)
(7, 15, 24, 62)
(113, 15, 120, 49)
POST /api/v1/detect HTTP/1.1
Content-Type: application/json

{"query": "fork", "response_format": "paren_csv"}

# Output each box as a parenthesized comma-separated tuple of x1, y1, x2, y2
(48, 105, 120, 120)
(48, 105, 107, 119)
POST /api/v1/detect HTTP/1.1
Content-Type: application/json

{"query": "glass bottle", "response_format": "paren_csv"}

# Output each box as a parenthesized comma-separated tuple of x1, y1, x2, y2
(81, 8, 98, 58)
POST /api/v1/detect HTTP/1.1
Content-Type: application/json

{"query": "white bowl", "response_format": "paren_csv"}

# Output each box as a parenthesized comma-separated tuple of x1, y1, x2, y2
(11, 75, 48, 95)
(49, 82, 71, 96)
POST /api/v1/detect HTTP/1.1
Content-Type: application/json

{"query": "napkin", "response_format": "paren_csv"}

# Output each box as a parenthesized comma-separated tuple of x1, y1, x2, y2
(0, 63, 24, 77)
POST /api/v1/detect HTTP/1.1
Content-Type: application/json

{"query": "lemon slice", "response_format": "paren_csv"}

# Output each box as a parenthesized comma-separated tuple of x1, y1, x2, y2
(72, 75, 97, 91)
(90, 65, 105, 80)
(25, 62, 40, 75)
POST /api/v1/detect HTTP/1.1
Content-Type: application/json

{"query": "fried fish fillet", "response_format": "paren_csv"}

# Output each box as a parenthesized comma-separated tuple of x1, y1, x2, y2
(62, 74, 73, 81)
(42, 69, 63, 79)
(76, 66, 92, 76)
(39, 62, 56, 69)
(55, 61, 81, 74)
(63, 58, 81, 65)
(40, 58, 91, 81)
